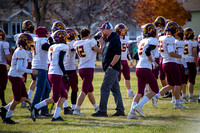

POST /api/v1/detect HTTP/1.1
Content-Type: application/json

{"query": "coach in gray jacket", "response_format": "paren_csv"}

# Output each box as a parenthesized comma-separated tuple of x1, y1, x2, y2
(92, 22, 125, 117)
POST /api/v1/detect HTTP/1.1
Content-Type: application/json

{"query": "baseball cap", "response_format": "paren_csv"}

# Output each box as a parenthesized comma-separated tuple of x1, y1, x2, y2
(99, 22, 113, 30)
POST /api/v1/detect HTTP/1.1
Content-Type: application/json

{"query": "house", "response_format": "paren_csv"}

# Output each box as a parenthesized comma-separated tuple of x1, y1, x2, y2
(178, 0, 200, 36)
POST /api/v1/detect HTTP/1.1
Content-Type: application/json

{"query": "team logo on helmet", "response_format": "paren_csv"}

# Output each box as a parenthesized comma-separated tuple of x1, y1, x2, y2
(114, 23, 128, 37)
(0, 28, 6, 41)
(51, 21, 66, 33)
(53, 30, 68, 44)
(18, 33, 33, 51)
(175, 26, 184, 40)
(154, 16, 166, 29)
(184, 27, 194, 40)
(164, 22, 178, 35)
(22, 20, 35, 33)
(142, 23, 157, 37)
(65, 28, 77, 41)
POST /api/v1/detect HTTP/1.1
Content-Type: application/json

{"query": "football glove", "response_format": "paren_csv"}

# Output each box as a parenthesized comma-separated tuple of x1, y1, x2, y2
(63, 74, 69, 83)
(152, 61, 159, 69)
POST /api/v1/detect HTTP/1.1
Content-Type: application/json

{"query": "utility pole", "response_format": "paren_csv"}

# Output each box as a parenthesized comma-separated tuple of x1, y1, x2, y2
(30, 0, 32, 20)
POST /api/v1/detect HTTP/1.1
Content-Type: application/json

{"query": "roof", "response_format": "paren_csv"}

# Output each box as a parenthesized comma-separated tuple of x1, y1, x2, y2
(178, 0, 200, 11)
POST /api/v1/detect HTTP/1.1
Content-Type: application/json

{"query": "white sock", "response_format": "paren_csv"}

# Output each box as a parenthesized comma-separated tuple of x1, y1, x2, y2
(175, 99, 180, 105)
(182, 93, 186, 97)
(127, 89, 132, 94)
(75, 105, 80, 110)
(189, 93, 193, 98)
(93, 104, 98, 108)
(145, 85, 149, 91)
(63, 100, 68, 108)
(28, 90, 34, 99)
(138, 96, 149, 107)
(71, 104, 76, 109)
(172, 96, 175, 101)
(130, 102, 137, 114)
(53, 106, 61, 119)
(156, 93, 161, 98)
(34, 100, 47, 109)
(6, 110, 13, 118)
(4, 102, 12, 110)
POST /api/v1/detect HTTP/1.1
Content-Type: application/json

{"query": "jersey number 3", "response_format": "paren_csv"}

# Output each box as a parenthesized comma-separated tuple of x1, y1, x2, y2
(76, 45, 86, 57)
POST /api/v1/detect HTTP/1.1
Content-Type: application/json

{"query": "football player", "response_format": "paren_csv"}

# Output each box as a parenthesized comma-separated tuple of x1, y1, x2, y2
(73, 28, 102, 115)
(63, 28, 79, 115)
(0, 33, 38, 124)
(197, 34, 200, 103)
(0, 29, 11, 106)
(31, 27, 52, 117)
(127, 23, 159, 119)
(14, 20, 36, 108)
(184, 28, 198, 102)
(114, 23, 135, 98)
(31, 30, 69, 122)
(155, 22, 188, 109)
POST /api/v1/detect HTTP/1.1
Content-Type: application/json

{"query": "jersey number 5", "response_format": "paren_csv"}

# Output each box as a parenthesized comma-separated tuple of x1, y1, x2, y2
(122, 43, 127, 52)
(76, 45, 86, 57)
(184, 44, 189, 54)
(138, 43, 145, 55)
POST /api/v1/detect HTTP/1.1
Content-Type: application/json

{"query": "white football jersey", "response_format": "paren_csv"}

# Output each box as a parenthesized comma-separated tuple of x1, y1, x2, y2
(136, 37, 158, 69)
(14, 33, 36, 62)
(48, 44, 69, 75)
(184, 40, 198, 62)
(120, 38, 129, 60)
(32, 37, 49, 70)
(0, 41, 10, 65)
(159, 35, 177, 63)
(73, 39, 97, 69)
(64, 40, 76, 70)
(175, 39, 185, 64)
(8, 47, 29, 77)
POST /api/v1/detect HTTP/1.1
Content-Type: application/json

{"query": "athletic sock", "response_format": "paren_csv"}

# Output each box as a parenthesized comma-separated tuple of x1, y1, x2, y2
(138, 96, 149, 107)
(93, 104, 98, 108)
(4, 102, 12, 110)
(189, 93, 193, 98)
(6, 110, 13, 118)
(71, 104, 76, 109)
(130, 102, 137, 114)
(28, 90, 34, 99)
(63, 100, 68, 108)
(127, 89, 132, 94)
(53, 106, 61, 119)
(182, 93, 186, 98)
(172, 96, 175, 101)
(34, 100, 47, 109)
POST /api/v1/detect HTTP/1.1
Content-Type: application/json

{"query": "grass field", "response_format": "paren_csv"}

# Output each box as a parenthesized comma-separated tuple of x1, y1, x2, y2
(0, 66, 200, 133)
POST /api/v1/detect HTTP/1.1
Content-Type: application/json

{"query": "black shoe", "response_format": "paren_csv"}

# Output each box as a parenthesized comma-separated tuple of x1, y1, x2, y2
(63, 107, 73, 115)
(3, 117, 18, 124)
(52, 116, 64, 122)
(198, 99, 200, 103)
(112, 111, 125, 116)
(92, 111, 108, 117)
(163, 92, 172, 98)
(41, 112, 53, 117)
(30, 107, 37, 122)
(0, 107, 7, 120)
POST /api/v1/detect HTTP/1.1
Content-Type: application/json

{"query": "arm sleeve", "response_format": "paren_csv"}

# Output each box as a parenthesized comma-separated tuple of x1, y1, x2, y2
(16, 59, 33, 73)
(58, 51, 66, 75)
(145, 45, 156, 56)
(48, 37, 54, 45)
(41, 43, 50, 51)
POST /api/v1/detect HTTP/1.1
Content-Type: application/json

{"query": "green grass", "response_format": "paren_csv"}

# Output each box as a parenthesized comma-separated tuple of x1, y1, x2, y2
(0, 69, 200, 133)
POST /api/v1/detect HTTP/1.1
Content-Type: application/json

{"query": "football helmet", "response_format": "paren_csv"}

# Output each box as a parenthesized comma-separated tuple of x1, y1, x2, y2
(142, 23, 157, 37)
(22, 20, 35, 33)
(114, 23, 128, 37)
(184, 27, 194, 40)
(165, 19, 171, 25)
(18, 33, 33, 51)
(164, 22, 178, 35)
(51, 21, 66, 33)
(175, 26, 184, 40)
(53, 30, 68, 44)
(65, 28, 77, 41)
(0, 28, 6, 41)
(154, 16, 166, 29)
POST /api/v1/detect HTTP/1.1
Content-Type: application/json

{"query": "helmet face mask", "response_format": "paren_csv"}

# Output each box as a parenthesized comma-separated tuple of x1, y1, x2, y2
(22, 20, 35, 33)
(0, 28, 6, 41)
(142, 23, 157, 38)
(114, 23, 128, 38)
(18, 33, 33, 51)
(53, 30, 68, 44)
(51, 21, 66, 33)
(184, 28, 194, 40)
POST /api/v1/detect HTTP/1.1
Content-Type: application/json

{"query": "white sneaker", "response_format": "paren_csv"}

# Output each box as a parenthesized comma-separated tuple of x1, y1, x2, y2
(180, 98, 186, 104)
(127, 91, 135, 98)
(95, 106, 99, 113)
(152, 95, 158, 108)
(188, 97, 197, 102)
(174, 104, 189, 109)
(127, 113, 140, 119)
(171, 100, 175, 104)
(133, 105, 146, 118)
(73, 109, 83, 116)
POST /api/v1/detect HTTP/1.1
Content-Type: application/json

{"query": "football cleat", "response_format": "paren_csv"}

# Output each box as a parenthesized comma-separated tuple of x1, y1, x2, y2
(152, 95, 158, 108)
(133, 105, 146, 118)
(188, 97, 197, 102)
(52, 116, 64, 122)
(63, 107, 73, 115)
(30, 107, 37, 122)
(174, 104, 189, 109)
(127, 113, 140, 119)
(3, 117, 18, 124)
(73, 109, 83, 116)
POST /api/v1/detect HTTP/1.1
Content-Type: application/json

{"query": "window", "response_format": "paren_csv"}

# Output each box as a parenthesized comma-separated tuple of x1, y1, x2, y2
(3, 23, 8, 34)
(11, 22, 21, 35)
